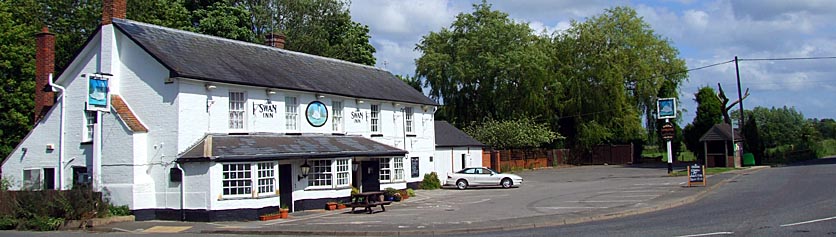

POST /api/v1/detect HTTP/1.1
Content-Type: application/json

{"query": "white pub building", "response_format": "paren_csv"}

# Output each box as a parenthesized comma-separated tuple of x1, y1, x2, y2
(0, 0, 449, 221)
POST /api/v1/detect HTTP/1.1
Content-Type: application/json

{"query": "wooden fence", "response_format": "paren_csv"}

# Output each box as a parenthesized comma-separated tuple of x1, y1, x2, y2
(482, 144, 635, 172)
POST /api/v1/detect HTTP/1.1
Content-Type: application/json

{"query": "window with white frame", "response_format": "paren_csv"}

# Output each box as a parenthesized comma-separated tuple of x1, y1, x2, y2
(371, 104, 380, 133)
(378, 158, 391, 181)
(229, 92, 246, 129)
(257, 162, 275, 195)
(307, 160, 332, 187)
(285, 96, 298, 130)
(222, 163, 252, 196)
(332, 101, 343, 132)
(22, 169, 41, 190)
(404, 107, 414, 133)
(394, 158, 404, 181)
(335, 159, 350, 186)
(83, 111, 96, 142)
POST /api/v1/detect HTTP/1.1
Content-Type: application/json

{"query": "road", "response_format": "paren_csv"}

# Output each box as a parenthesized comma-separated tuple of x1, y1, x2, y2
(449, 158, 836, 237)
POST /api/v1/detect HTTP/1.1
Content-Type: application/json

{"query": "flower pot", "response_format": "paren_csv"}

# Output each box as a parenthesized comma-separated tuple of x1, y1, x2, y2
(337, 204, 346, 209)
(326, 203, 337, 210)
(279, 209, 289, 219)
(260, 214, 281, 221)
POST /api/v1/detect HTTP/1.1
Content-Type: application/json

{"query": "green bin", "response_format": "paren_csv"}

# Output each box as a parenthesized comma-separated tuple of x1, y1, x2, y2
(743, 153, 755, 166)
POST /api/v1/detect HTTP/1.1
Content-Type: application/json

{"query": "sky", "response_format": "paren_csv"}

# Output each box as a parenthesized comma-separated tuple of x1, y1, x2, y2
(348, 0, 836, 125)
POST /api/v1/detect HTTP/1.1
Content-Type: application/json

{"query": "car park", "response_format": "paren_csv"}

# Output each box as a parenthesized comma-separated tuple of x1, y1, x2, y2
(445, 167, 523, 190)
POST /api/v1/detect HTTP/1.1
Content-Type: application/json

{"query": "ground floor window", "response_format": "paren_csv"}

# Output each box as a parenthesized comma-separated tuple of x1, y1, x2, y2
(336, 159, 350, 186)
(257, 162, 275, 195)
(377, 157, 405, 183)
(222, 163, 252, 197)
(22, 169, 41, 190)
(307, 158, 351, 188)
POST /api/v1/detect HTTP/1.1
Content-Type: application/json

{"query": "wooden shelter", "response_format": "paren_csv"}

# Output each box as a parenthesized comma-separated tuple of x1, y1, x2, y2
(699, 123, 743, 168)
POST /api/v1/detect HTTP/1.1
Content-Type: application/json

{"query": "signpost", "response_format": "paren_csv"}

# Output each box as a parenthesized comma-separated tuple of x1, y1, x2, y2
(657, 98, 676, 173)
(687, 164, 706, 187)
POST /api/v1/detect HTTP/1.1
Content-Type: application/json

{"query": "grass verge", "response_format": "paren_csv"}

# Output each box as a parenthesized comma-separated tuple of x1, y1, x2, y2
(669, 167, 741, 177)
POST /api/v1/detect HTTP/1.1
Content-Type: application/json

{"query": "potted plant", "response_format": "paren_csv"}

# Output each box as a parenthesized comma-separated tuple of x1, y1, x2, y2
(337, 201, 347, 209)
(393, 192, 402, 202)
(279, 205, 290, 219)
(398, 189, 409, 200)
(383, 188, 398, 201)
(260, 212, 281, 221)
(406, 188, 415, 198)
(326, 201, 338, 210)
(351, 186, 360, 195)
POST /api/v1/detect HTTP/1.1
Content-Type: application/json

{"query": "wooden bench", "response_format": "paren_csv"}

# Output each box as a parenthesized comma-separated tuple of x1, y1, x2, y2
(350, 191, 392, 214)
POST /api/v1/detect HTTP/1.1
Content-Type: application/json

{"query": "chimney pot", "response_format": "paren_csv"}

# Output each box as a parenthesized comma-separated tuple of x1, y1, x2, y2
(265, 33, 286, 49)
(34, 27, 56, 124)
(102, 0, 127, 25)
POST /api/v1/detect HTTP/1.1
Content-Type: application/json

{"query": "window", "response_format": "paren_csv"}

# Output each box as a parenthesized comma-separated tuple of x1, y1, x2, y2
(222, 163, 251, 196)
(378, 158, 390, 181)
(335, 159, 350, 186)
(308, 160, 332, 187)
(22, 169, 41, 190)
(285, 96, 298, 130)
(404, 107, 413, 133)
(257, 162, 275, 195)
(83, 111, 96, 142)
(332, 101, 343, 132)
(229, 92, 246, 129)
(370, 104, 380, 133)
(394, 158, 404, 181)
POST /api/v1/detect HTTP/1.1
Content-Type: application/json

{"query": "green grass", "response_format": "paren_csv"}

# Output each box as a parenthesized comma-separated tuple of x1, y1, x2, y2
(817, 139, 836, 157)
(642, 145, 697, 162)
(669, 167, 741, 177)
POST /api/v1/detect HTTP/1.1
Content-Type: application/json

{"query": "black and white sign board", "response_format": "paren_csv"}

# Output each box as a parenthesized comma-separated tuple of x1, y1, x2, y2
(687, 164, 705, 187)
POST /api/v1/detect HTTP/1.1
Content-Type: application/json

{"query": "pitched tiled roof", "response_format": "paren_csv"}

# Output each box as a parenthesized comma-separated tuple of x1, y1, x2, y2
(699, 123, 743, 142)
(112, 19, 436, 106)
(110, 95, 148, 132)
(434, 121, 484, 147)
(178, 133, 407, 162)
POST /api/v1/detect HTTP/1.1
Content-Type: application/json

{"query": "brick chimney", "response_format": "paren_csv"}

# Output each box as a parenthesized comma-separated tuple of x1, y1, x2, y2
(34, 27, 55, 125)
(102, 0, 126, 25)
(265, 33, 286, 49)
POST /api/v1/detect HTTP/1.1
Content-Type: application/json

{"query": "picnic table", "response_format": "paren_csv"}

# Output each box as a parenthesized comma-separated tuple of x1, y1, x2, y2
(350, 191, 392, 214)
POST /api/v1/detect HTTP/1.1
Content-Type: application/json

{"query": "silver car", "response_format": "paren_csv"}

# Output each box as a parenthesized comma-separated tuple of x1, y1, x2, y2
(445, 167, 523, 190)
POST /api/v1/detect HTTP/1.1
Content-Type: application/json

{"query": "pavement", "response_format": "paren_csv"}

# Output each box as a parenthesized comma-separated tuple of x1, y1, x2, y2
(90, 164, 769, 236)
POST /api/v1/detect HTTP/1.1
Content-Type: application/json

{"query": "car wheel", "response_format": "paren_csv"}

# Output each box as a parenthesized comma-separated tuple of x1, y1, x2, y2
(456, 179, 468, 190)
(501, 178, 513, 188)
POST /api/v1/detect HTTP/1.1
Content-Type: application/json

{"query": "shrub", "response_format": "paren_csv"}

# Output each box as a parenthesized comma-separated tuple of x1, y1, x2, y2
(419, 172, 441, 190)
(0, 215, 17, 230)
(107, 204, 131, 217)
(18, 216, 63, 231)
(406, 188, 415, 197)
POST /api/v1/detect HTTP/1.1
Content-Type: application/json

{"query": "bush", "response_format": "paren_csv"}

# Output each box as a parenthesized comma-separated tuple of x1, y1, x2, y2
(0, 215, 17, 230)
(107, 204, 131, 217)
(406, 188, 415, 197)
(18, 216, 63, 231)
(419, 172, 441, 190)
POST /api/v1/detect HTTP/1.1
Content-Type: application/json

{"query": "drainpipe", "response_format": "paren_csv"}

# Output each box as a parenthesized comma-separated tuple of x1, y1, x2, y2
(175, 162, 185, 221)
(48, 73, 65, 190)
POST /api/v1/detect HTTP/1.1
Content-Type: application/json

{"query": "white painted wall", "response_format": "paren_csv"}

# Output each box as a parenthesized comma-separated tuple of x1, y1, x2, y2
(433, 147, 484, 183)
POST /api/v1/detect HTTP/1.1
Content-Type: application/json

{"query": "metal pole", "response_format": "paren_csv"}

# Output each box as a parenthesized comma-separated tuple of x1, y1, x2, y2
(666, 118, 673, 173)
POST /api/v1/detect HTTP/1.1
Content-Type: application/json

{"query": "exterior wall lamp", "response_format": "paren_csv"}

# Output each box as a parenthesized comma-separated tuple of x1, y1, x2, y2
(352, 160, 360, 172)
(205, 83, 217, 90)
(298, 160, 311, 181)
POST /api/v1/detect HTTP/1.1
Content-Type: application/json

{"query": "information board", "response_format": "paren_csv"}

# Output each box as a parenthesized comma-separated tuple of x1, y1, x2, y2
(688, 164, 705, 187)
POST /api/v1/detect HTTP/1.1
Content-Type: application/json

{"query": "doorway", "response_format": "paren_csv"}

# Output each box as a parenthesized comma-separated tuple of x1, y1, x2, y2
(43, 168, 55, 190)
(361, 160, 380, 192)
(278, 164, 293, 211)
(461, 154, 467, 169)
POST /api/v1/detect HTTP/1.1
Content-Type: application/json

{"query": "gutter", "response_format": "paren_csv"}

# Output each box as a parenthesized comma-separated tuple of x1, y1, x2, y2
(48, 73, 66, 190)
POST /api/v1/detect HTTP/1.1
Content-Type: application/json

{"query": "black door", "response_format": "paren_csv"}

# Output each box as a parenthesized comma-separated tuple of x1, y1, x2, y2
(43, 168, 55, 190)
(461, 154, 467, 169)
(361, 161, 380, 192)
(279, 164, 293, 211)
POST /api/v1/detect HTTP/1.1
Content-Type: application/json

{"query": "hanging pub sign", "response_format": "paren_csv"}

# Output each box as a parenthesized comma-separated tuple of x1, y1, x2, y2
(661, 123, 675, 141)
(306, 101, 328, 127)
(86, 75, 110, 111)
(657, 98, 676, 119)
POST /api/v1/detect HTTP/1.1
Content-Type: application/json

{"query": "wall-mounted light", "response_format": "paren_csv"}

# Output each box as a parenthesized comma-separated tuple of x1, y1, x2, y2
(205, 84, 217, 90)
(316, 94, 325, 99)
(356, 99, 365, 104)
(421, 105, 429, 112)
(298, 160, 311, 181)
(393, 103, 401, 107)
(266, 89, 276, 95)
(352, 160, 360, 172)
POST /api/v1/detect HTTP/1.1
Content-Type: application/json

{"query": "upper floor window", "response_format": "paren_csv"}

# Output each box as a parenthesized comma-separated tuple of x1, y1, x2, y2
(370, 104, 380, 133)
(404, 107, 414, 133)
(83, 111, 96, 142)
(285, 96, 298, 130)
(229, 92, 246, 129)
(332, 101, 343, 132)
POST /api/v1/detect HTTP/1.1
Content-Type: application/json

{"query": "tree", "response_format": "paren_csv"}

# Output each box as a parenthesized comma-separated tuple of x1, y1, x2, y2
(128, 0, 193, 31)
(0, 0, 37, 159)
(552, 6, 686, 150)
(683, 86, 723, 161)
(396, 74, 422, 93)
(749, 106, 807, 148)
(192, 2, 256, 42)
(415, 1, 551, 126)
(742, 113, 765, 164)
(463, 117, 560, 150)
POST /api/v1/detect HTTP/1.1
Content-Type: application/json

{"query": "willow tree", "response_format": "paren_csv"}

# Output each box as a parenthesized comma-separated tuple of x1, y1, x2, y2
(551, 7, 687, 149)
(415, 2, 552, 126)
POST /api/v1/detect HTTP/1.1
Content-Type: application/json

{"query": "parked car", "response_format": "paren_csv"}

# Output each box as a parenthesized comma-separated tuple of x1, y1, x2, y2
(445, 167, 523, 190)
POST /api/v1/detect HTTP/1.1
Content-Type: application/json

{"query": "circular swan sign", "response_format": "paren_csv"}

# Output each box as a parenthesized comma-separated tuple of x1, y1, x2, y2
(306, 101, 328, 127)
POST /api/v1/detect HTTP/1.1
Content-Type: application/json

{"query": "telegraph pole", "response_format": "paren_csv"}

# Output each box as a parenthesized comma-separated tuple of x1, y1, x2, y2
(734, 56, 744, 161)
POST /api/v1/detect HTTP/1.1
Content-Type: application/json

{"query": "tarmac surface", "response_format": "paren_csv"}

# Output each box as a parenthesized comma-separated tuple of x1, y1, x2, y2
(91, 164, 768, 236)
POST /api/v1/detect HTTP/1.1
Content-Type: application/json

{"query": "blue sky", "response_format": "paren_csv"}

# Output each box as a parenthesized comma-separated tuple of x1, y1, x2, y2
(349, 0, 836, 125)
